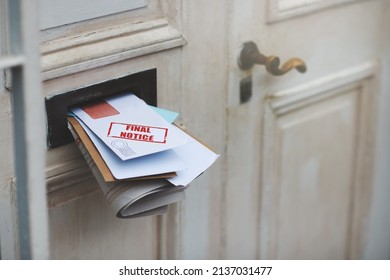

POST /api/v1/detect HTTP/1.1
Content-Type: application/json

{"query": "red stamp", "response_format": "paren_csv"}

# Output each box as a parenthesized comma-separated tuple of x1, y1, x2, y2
(107, 122, 168, 143)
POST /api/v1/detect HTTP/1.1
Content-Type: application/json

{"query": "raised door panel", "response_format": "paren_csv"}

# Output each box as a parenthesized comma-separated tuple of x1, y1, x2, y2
(267, 0, 365, 22)
(275, 91, 357, 259)
(260, 64, 376, 259)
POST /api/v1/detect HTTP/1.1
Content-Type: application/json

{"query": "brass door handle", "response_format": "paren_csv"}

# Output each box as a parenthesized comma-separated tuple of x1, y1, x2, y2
(238, 41, 307, 76)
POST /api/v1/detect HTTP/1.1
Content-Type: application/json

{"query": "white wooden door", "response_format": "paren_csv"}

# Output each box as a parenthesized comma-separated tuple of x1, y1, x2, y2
(221, 0, 390, 259)
(163, 0, 390, 260)
(42, 0, 390, 260)
(2, 0, 389, 260)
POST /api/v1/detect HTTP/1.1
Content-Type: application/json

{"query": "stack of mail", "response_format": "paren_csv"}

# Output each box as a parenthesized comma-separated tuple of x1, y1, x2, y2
(67, 93, 219, 218)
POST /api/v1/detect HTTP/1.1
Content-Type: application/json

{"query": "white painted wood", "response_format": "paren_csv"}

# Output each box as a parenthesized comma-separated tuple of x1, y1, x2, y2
(173, 0, 227, 259)
(45, 47, 185, 258)
(224, 99, 263, 259)
(41, 18, 186, 80)
(41, 18, 169, 55)
(0, 0, 18, 260)
(364, 1, 390, 259)
(0, 55, 24, 69)
(49, 192, 160, 259)
(267, 0, 366, 23)
(40, 0, 224, 259)
(269, 62, 376, 113)
(0, 0, 50, 259)
(4, 0, 384, 260)
(224, 0, 387, 260)
(13, 0, 50, 260)
(0, 95, 19, 259)
(38, 0, 146, 30)
(277, 0, 323, 10)
(260, 74, 375, 259)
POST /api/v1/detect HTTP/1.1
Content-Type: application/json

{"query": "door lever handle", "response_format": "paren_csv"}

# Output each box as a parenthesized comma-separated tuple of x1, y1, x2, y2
(238, 41, 307, 76)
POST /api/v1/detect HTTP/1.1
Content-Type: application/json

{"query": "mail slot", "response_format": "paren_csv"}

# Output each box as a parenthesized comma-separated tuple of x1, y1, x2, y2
(45, 69, 157, 148)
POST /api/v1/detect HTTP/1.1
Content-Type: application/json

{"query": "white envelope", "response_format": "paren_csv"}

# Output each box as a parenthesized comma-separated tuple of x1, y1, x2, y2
(166, 126, 220, 187)
(75, 116, 187, 180)
(71, 93, 188, 160)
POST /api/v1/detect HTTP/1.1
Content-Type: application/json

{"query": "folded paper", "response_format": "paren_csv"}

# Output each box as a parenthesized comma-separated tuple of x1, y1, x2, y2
(70, 93, 188, 160)
(68, 93, 219, 218)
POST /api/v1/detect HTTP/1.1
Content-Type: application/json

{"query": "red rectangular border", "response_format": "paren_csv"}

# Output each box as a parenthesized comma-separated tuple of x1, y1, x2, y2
(107, 122, 168, 144)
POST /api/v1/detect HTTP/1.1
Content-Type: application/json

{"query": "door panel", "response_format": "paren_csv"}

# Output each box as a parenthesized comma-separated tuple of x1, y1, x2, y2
(263, 84, 368, 259)
(276, 96, 356, 259)
(225, 0, 383, 259)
